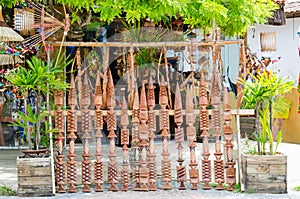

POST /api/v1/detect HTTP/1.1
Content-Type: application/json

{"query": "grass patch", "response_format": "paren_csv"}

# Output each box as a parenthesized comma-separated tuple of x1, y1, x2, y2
(233, 183, 242, 193)
(0, 184, 17, 196)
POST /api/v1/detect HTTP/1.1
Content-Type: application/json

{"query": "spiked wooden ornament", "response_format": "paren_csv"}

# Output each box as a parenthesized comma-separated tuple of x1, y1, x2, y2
(223, 88, 236, 191)
(199, 74, 212, 190)
(94, 72, 104, 192)
(175, 83, 186, 190)
(54, 90, 66, 193)
(211, 72, 225, 190)
(139, 84, 150, 191)
(106, 69, 118, 192)
(186, 87, 199, 190)
(81, 72, 92, 193)
(132, 86, 140, 191)
(67, 74, 78, 193)
(147, 77, 157, 191)
(121, 96, 130, 191)
(159, 76, 172, 190)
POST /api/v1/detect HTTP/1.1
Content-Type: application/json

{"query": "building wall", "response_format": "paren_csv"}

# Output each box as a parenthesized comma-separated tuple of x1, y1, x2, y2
(247, 17, 300, 82)
(247, 18, 300, 144)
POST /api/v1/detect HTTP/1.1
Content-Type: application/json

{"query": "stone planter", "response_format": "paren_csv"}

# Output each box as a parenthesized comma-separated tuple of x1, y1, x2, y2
(241, 153, 287, 194)
(17, 156, 53, 197)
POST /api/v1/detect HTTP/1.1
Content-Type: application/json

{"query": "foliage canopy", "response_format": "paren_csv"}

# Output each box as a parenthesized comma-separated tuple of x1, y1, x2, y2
(1, 0, 277, 36)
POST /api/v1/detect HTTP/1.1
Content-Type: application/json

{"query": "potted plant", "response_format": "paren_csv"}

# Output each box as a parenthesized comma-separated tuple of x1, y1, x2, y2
(239, 71, 294, 194)
(5, 54, 70, 197)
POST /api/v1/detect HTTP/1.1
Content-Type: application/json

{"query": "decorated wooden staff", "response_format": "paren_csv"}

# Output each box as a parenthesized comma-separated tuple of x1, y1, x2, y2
(186, 87, 198, 190)
(54, 90, 66, 193)
(175, 83, 186, 190)
(132, 87, 140, 190)
(106, 70, 118, 191)
(94, 72, 104, 192)
(121, 96, 130, 191)
(223, 88, 236, 191)
(159, 76, 172, 190)
(139, 84, 149, 191)
(211, 72, 224, 190)
(81, 72, 92, 192)
(147, 77, 157, 191)
(199, 74, 211, 190)
(66, 74, 78, 192)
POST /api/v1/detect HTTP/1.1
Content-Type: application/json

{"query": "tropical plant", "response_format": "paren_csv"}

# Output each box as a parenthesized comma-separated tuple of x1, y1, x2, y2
(240, 71, 295, 155)
(5, 54, 70, 150)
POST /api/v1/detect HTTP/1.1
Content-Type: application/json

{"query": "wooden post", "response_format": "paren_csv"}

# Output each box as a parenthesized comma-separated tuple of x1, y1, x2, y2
(174, 83, 186, 190)
(139, 84, 149, 191)
(54, 90, 66, 193)
(121, 96, 130, 191)
(66, 74, 78, 193)
(106, 70, 118, 192)
(199, 74, 211, 190)
(94, 72, 104, 192)
(147, 77, 157, 191)
(132, 86, 140, 191)
(186, 87, 198, 190)
(159, 76, 172, 190)
(211, 73, 224, 190)
(223, 88, 236, 191)
(81, 72, 92, 193)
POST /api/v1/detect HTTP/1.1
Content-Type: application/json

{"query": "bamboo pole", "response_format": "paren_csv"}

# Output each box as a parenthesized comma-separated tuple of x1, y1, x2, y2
(47, 44, 56, 196)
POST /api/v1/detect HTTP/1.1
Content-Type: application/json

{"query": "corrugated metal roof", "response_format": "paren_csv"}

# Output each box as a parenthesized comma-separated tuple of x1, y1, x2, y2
(285, 0, 300, 17)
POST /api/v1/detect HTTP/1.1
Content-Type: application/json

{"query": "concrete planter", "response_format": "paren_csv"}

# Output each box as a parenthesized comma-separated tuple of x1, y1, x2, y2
(241, 152, 287, 194)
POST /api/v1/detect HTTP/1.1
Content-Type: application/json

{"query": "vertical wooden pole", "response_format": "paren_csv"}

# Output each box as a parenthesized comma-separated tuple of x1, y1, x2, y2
(132, 86, 140, 190)
(94, 72, 104, 192)
(159, 76, 172, 190)
(54, 90, 66, 193)
(139, 84, 149, 191)
(174, 83, 186, 190)
(223, 88, 236, 191)
(81, 72, 92, 192)
(106, 70, 118, 192)
(66, 74, 78, 192)
(121, 96, 130, 191)
(147, 77, 157, 191)
(199, 74, 211, 190)
(186, 87, 198, 190)
(211, 73, 224, 190)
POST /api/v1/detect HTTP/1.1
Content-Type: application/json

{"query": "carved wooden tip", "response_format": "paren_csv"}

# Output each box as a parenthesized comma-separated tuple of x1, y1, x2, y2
(140, 84, 148, 110)
(211, 73, 220, 105)
(94, 72, 103, 107)
(107, 69, 115, 108)
(133, 87, 140, 110)
(185, 87, 193, 111)
(121, 95, 129, 127)
(223, 87, 230, 109)
(159, 78, 168, 106)
(82, 72, 91, 107)
(174, 83, 182, 111)
(147, 77, 155, 108)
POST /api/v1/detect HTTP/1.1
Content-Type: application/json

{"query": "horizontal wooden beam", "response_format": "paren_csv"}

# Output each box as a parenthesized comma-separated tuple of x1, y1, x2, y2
(46, 40, 240, 48)
(50, 109, 254, 116)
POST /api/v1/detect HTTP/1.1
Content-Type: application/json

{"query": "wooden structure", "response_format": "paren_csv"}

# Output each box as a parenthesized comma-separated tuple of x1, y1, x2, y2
(48, 40, 245, 193)
(17, 156, 52, 197)
(241, 153, 287, 194)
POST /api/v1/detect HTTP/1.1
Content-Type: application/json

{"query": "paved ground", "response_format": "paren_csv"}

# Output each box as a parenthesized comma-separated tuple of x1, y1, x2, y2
(1, 139, 300, 199)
